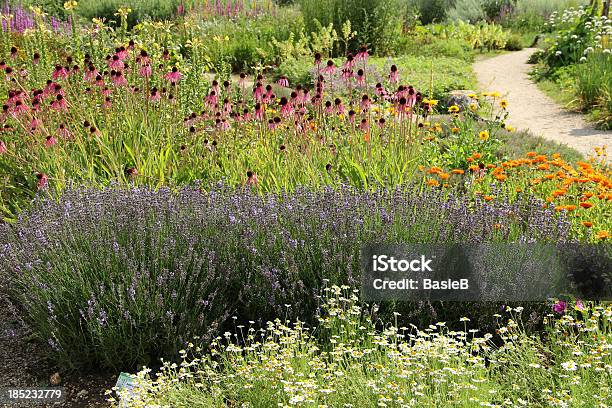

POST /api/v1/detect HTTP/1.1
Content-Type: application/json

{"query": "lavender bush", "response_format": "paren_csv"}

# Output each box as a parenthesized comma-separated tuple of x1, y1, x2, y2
(1, 1, 72, 34)
(0, 184, 570, 370)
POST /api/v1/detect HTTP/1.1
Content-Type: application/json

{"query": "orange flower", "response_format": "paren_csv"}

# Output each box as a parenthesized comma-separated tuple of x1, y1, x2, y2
(552, 189, 567, 198)
(552, 153, 561, 159)
(543, 174, 555, 180)
(515, 187, 523, 193)
(439, 173, 450, 180)
(582, 221, 593, 228)
(596, 231, 610, 240)
(583, 192, 594, 198)
(565, 205, 577, 211)
(483, 195, 494, 201)
(495, 174, 507, 181)
(472, 153, 482, 159)
(579, 202, 593, 209)
(537, 163, 550, 171)
(451, 169, 465, 175)
(427, 179, 440, 187)
(428, 166, 443, 174)
(469, 165, 479, 172)
(526, 151, 537, 157)
(467, 157, 474, 163)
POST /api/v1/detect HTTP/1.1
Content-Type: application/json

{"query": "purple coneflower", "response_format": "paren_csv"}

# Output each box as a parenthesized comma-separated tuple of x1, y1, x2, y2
(389, 64, 399, 83)
(277, 76, 289, 87)
(164, 67, 182, 83)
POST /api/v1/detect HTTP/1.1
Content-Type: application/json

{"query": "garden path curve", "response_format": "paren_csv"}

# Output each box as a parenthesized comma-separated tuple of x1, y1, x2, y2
(473, 48, 612, 161)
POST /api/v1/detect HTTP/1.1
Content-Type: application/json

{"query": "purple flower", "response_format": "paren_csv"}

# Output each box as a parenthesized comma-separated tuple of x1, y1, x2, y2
(553, 300, 567, 314)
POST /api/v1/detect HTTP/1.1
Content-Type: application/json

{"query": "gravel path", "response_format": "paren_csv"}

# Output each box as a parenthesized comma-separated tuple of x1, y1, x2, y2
(474, 48, 612, 160)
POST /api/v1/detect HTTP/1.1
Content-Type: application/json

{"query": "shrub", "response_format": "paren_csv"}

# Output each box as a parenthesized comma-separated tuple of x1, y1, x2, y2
(116, 287, 612, 408)
(0, 185, 570, 370)
(576, 51, 612, 128)
(447, 0, 487, 23)
(76, 0, 180, 29)
(410, 0, 452, 24)
(299, 0, 405, 55)
(504, 33, 524, 50)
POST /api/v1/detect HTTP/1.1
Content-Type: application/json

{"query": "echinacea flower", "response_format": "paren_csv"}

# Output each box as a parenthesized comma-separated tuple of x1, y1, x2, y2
(45, 135, 57, 148)
(0, 140, 7, 154)
(388, 64, 399, 83)
(246, 170, 258, 186)
(139, 64, 152, 78)
(276, 76, 289, 87)
(322, 60, 335, 75)
(165, 67, 182, 83)
(36, 172, 48, 190)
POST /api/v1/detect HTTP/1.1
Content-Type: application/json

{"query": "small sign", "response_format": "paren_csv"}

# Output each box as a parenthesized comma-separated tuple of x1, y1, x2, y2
(115, 372, 136, 407)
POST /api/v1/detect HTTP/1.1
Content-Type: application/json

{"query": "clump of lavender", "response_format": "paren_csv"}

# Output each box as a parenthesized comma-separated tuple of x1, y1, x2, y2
(0, 184, 569, 370)
(1, 1, 72, 34)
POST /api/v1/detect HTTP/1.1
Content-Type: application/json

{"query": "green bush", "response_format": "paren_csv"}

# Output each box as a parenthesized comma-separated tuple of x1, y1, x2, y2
(410, 0, 453, 24)
(447, 0, 487, 23)
(76, 0, 180, 29)
(398, 35, 475, 61)
(504, 33, 524, 50)
(576, 52, 612, 129)
(299, 0, 405, 55)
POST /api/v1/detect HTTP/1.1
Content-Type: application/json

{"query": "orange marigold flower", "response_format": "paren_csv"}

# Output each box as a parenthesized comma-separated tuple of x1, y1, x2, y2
(451, 169, 465, 175)
(467, 157, 474, 163)
(565, 205, 577, 211)
(579, 202, 594, 209)
(526, 152, 537, 157)
(472, 153, 482, 159)
(515, 187, 522, 193)
(552, 189, 567, 197)
(543, 174, 555, 180)
(531, 178, 542, 185)
(483, 195, 494, 201)
(428, 166, 443, 174)
(469, 165, 479, 172)
(426, 179, 440, 187)
(495, 174, 507, 181)
(486, 164, 495, 169)
(439, 173, 450, 180)
(537, 163, 550, 171)
(582, 221, 593, 228)
(552, 153, 561, 159)
(596, 230, 610, 240)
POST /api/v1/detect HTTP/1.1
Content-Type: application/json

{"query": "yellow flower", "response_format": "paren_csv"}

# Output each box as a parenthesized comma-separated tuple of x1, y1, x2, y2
(469, 103, 478, 112)
(451, 127, 460, 134)
(505, 124, 515, 132)
(467, 93, 477, 98)
(479, 130, 489, 141)
(63, 1, 78, 10)
(448, 105, 460, 113)
(423, 99, 438, 107)
(491, 91, 501, 98)
(500, 99, 508, 109)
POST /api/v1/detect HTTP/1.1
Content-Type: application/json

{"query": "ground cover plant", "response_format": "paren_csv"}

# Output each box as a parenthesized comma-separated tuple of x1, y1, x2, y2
(113, 286, 612, 407)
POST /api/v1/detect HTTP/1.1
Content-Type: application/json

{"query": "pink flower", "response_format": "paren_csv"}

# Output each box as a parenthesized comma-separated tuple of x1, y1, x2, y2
(165, 67, 182, 83)
(206, 91, 218, 109)
(342, 53, 355, 69)
(109, 54, 125, 71)
(0, 140, 6, 154)
(334, 98, 345, 115)
(389, 64, 399, 83)
(45, 135, 57, 148)
(58, 124, 71, 139)
(356, 45, 369, 62)
(360, 94, 370, 112)
(246, 170, 258, 186)
(277, 76, 289, 87)
(84, 65, 100, 82)
(36, 173, 48, 190)
(553, 300, 567, 314)
(356, 69, 365, 86)
(322, 60, 336, 75)
(111, 72, 128, 87)
(11, 100, 29, 116)
(279, 97, 293, 117)
(253, 83, 264, 101)
(50, 94, 68, 111)
(359, 118, 369, 132)
(150, 89, 161, 102)
(139, 64, 152, 78)
(254, 103, 263, 120)
(575, 299, 584, 311)
(52, 65, 69, 80)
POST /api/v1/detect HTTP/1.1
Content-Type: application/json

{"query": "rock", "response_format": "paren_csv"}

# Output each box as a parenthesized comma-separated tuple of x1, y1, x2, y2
(49, 372, 61, 386)
(444, 90, 479, 111)
(77, 389, 88, 398)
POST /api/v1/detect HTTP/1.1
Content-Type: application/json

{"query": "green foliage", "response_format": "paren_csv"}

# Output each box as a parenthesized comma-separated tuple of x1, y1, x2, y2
(576, 52, 612, 129)
(299, 0, 405, 55)
(410, 0, 453, 24)
(447, 0, 488, 23)
(76, 0, 179, 29)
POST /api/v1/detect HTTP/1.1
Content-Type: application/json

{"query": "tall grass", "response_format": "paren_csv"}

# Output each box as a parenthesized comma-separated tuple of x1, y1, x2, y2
(576, 52, 612, 129)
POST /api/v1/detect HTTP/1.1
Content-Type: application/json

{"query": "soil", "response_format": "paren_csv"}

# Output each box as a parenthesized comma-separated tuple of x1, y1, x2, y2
(473, 48, 612, 161)
(0, 290, 115, 407)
